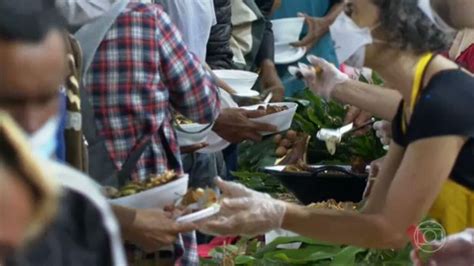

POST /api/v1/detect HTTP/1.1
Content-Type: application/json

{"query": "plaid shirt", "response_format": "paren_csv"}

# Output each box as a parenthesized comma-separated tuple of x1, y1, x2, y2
(84, 2, 220, 181)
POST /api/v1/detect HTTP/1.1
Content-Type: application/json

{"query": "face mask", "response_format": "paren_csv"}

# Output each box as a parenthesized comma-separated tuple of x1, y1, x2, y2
(29, 116, 60, 159)
(417, 0, 456, 33)
(329, 12, 379, 68)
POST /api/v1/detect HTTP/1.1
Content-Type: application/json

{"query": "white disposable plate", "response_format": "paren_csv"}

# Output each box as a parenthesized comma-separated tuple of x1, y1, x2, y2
(109, 175, 189, 209)
(241, 102, 298, 135)
(275, 44, 307, 65)
(232, 90, 260, 98)
(176, 203, 221, 223)
(198, 131, 230, 153)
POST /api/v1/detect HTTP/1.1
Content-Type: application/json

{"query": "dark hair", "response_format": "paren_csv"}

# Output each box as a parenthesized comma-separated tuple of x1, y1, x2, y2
(371, 0, 454, 53)
(0, 0, 65, 42)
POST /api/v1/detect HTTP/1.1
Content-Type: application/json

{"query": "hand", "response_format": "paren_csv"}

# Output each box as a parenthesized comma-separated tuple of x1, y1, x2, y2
(291, 13, 330, 50)
(411, 229, 474, 266)
(260, 59, 285, 102)
(373, 120, 392, 145)
(213, 108, 277, 143)
(363, 156, 385, 199)
(199, 196, 286, 237)
(123, 209, 197, 252)
(215, 177, 268, 199)
(344, 106, 373, 136)
(180, 143, 208, 154)
(288, 55, 349, 100)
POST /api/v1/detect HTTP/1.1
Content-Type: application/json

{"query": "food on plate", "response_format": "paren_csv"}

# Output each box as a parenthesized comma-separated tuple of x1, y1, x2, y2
(180, 187, 219, 210)
(308, 199, 357, 211)
(105, 170, 178, 199)
(175, 114, 193, 125)
(283, 159, 311, 173)
(257, 105, 288, 115)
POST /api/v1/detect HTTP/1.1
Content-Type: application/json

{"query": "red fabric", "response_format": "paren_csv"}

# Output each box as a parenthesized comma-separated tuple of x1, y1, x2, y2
(197, 237, 240, 258)
(456, 44, 474, 73)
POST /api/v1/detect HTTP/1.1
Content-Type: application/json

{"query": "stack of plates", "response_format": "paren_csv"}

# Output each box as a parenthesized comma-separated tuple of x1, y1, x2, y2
(272, 17, 307, 65)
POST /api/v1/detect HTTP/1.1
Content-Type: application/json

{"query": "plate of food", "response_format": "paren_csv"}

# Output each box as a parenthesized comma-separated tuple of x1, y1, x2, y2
(175, 188, 221, 223)
(106, 171, 189, 209)
(174, 114, 213, 147)
(241, 102, 298, 135)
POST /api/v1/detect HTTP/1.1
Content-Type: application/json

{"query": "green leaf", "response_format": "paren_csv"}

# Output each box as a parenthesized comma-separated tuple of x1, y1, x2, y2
(235, 255, 256, 265)
(330, 246, 366, 266)
(255, 236, 334, 258)
(263, 246, 338, 264)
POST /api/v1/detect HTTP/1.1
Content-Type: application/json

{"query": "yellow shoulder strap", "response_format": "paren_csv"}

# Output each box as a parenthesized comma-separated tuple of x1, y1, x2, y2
(402, 53, 434, 133)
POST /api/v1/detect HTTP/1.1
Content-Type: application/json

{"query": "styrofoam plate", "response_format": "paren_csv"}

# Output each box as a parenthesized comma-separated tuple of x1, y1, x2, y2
(176, 203, 221, 223)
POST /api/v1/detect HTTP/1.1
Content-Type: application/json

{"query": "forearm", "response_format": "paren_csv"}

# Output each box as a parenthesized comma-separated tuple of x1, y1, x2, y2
(332, 80, 402, 120)
(282, 204, 405, 249)
(325, 3, 344, 25)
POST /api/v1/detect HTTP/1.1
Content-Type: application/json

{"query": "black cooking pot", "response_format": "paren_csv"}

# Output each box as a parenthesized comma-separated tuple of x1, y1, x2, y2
(262, 165, 368, 204)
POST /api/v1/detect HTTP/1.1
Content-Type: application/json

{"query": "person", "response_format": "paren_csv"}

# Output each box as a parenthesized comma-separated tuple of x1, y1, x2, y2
(76, 1, 218, 264)
(200, 0, 474, 248)
(229, 0, 285, 102)
(0, 1, 126, 265)
(419, 0, 474, 31)
(206, 0, 234, 70)
(0, 113, 59, 265)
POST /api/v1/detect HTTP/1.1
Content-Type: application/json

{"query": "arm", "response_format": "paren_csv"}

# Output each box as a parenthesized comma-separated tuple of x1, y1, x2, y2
(283, 136, 466, 249)
(292, 3, 344, 50)
(156, 9, 220, 124)
(332, 80, 402, 121)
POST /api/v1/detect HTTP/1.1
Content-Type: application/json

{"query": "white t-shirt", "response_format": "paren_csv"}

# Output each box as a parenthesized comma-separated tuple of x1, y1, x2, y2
(159, 0, 217, 61)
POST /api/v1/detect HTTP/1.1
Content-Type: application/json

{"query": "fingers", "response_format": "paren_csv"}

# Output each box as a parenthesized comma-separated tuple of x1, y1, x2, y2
(243, 109, 267, 118)
(174, 222, 198, 233)
(344, 106, 361, 125)
(221, 198, 252, 212)
(180, 142, 208, 154)
(249, 121, 277, 133)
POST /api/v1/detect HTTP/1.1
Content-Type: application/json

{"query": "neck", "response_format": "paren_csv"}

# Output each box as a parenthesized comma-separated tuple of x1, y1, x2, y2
(368, 49, 424, 105)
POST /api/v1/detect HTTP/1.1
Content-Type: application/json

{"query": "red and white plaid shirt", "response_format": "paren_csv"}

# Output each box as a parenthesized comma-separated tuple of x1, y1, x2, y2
(83, 2, 220, 181)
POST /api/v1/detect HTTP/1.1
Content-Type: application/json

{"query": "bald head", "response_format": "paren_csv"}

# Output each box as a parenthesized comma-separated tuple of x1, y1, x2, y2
(0, 29, 66, 133)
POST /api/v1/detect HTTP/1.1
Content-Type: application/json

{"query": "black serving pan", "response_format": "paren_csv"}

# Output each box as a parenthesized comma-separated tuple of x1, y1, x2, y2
(262, 165, 368, 204)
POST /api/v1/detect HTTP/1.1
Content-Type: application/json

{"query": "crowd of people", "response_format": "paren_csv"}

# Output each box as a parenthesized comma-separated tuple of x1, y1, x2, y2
(0, 0, 473, 265)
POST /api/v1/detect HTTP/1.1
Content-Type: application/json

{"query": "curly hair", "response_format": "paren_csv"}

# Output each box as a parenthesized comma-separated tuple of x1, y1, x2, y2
(371, 0, 455, 53)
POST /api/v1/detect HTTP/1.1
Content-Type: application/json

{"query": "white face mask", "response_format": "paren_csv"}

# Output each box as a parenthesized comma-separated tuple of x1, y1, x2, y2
(417, 0, 456, 33)
(29, 116, 60, 159)
(329, 12, 378, 68)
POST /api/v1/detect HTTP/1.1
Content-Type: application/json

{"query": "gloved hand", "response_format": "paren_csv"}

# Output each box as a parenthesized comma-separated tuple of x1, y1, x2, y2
(373, 120, 392, 145)
(199, 178, 286, 237)
(288, 55, 349, 100)
(411, 229, 474, 266)
(199, 197, 287, 237)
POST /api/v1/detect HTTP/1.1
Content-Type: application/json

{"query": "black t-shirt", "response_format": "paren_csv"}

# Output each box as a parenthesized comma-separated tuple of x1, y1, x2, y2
(392, 70, 474, 189)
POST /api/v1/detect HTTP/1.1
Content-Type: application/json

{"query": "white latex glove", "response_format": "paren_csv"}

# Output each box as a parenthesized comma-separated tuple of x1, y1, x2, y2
(411, 229, 474, 266)
(214, 177, 268, 199)
(288, 55, 349, 100)
(373, 120, 392, 146)
(199, 196, 287, 237)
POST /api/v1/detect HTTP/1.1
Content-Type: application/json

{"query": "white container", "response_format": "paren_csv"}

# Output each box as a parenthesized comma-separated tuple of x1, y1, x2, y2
(242, 102, 298, 135)
(272, 17, 305, 45)
(265, 229, 301, 249)
(176, 204, 221, 223)
(175, 123, 213, 147)
(213, 70, 259, 95)
(109, 175, 189, 209)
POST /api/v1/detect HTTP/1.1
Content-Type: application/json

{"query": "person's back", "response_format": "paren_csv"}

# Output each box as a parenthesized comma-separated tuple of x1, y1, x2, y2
(81, 2, 221, 183)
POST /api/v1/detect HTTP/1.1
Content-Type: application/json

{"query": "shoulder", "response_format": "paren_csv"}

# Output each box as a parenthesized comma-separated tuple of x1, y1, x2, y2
(408, 70, 474, 141)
